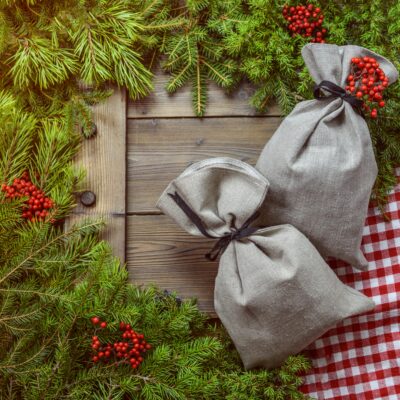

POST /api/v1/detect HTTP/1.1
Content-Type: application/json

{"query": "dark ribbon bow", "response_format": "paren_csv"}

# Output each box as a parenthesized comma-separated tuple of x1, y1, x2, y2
(313, 80, 364, 115)
(168, 192, 259, 261)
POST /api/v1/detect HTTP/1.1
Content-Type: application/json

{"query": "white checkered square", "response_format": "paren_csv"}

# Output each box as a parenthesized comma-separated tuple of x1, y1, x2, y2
(301, 175, 400, 399)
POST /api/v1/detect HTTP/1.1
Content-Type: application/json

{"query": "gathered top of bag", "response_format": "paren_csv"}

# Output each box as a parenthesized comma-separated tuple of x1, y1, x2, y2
(157, 157, 375, 370)
(157, 157, 269, 240)
(302, 43, 398, 87)
(255, 43, 398, 270)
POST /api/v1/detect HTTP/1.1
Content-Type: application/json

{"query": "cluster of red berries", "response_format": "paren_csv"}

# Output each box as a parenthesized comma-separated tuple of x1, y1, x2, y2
(1, 171, 55, 222)
(283, 4, 327, 43)
(90, 317, 152, 369)
(345, 56, 389, 119)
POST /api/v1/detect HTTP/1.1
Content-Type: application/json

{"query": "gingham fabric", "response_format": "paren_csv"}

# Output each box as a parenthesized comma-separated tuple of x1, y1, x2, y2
(300, 169, 400, 400)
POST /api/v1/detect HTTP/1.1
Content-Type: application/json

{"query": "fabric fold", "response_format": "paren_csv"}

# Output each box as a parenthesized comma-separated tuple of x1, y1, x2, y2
(157, 157, 375, 369)
(256, 43, 398, 270)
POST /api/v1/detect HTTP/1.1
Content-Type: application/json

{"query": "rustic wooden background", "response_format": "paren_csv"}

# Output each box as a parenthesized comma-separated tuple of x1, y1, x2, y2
(71, 74, 282, 316)
(127, 73, 282, 314)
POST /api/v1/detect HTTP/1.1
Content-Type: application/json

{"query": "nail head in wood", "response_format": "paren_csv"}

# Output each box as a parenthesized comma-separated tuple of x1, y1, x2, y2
(80, 191, 96, 207)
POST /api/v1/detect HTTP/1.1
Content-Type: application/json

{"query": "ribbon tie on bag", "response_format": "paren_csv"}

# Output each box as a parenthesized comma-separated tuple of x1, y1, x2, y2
(313, 80, 364, 115)
(168, 192, 259, 261)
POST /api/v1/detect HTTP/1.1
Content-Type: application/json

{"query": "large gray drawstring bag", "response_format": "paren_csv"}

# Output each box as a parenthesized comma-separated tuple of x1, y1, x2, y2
(157, 157, 375, 369)
(256, 43, 398, 270)
(256, 44, 398, 269)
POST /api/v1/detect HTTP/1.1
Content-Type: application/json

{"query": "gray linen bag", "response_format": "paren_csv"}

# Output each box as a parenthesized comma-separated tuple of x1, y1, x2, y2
(256, 43, 398, 270)
(157, 157, 375, 369)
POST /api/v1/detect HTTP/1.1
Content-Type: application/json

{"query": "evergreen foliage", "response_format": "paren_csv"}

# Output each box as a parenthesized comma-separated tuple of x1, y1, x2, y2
(0, 94, 311, 397)
(0, 0, 399, 200)
(1, 0, 399, 396)
(155, 0, 400, 204)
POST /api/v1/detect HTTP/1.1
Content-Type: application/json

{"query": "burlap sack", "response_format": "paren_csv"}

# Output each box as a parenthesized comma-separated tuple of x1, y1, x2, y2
(157, 157, 375, 369)
(256, 43, 398, 270)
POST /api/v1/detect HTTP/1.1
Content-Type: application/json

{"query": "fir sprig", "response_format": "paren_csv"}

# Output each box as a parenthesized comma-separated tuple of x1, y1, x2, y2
(161, 3, 237, 116)
(0, 205, 311, 399)
(0, 82, 310, 398)
(0, 0, 399, 200)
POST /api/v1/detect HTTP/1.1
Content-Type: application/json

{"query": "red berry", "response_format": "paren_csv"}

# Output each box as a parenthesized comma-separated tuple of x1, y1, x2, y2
(379, 101, 385, 107)
(100, 322, 107, 328)
(283, 3, 327, 42)
(93, 356, 99, 362)
(91, 317, 100, 325)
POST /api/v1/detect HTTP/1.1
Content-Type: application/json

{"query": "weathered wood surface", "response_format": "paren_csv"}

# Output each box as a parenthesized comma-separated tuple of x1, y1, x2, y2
(67, 87, 127, 263)
(127, 79, 282, 315)
(127, 72, 280, 118)
(127, 117, 280, 214)
(127, 215, 217, 312)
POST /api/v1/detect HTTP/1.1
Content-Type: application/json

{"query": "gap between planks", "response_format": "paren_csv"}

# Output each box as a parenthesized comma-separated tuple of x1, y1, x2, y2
(127, 114, 282, 315)
(66, 87, 127, 263)
(126, 116, 281, 214)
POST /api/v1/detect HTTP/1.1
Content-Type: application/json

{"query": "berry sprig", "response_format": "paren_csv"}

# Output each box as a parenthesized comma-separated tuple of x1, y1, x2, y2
(90, 317, 152, 369)
(345, 56, 389, 119)
(1, 171, 55, 222)
(283, 4, 327, 43)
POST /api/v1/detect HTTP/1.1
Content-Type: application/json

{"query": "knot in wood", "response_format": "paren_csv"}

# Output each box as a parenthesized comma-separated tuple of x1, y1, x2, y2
(80, 190, 96, 207)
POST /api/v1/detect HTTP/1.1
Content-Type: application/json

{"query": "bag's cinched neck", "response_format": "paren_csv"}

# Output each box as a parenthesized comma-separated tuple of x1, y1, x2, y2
(314, 80, 364, 116)
(168, 191, 259, 261)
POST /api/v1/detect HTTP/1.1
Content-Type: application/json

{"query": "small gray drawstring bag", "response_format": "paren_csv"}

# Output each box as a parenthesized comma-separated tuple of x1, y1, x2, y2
(256, 43, 398, 270)
(157, 157, 375, 369)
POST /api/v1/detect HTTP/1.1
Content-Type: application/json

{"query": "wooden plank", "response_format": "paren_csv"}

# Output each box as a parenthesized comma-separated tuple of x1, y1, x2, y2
(128, 73, 280, 118)
(127, 214, 218, 314)
(66, 87, 127, 262)
(127, 117, 281, 214)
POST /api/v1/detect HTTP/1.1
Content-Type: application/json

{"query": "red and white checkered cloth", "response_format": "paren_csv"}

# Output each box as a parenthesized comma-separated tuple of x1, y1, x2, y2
(301, 170, 400, 400)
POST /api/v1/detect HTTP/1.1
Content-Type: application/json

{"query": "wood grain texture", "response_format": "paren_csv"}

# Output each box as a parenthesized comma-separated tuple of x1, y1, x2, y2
(127, 117, 281, 214)
(128, 72, 280, 118)
(127, 214, 218, 314)
(66, 87, 127, 262)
